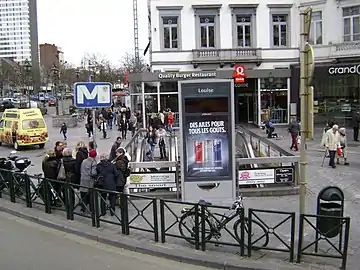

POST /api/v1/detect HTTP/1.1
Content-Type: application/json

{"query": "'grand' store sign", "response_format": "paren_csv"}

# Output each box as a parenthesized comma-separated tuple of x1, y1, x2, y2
(328, 64, 360, 75)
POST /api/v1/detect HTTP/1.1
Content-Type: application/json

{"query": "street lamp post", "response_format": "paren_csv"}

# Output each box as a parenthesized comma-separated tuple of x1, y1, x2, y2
(51, 65, 60, 115)
(23, 59, 32, 108)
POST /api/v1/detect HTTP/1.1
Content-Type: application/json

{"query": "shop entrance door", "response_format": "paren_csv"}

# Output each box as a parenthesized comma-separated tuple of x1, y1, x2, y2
(237, 93, 254, 123)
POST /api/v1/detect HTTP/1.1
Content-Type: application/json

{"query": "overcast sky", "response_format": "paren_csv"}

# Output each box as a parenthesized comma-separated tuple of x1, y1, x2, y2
(37, 0, 148, 66)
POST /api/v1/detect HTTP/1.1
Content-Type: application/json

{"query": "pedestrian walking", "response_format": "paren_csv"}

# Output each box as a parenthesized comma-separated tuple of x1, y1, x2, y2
(288, 117, 300, 151)
(337, 128, 350, 165)
(352, 111, 360, 141)
(324, 125, 340, 169)
(156, 125, 167, 159)
(100, 118, 108, 139)
(120, 114, 128, 139)
(60, 122, 67, 140)
(109, 136, 122, 161)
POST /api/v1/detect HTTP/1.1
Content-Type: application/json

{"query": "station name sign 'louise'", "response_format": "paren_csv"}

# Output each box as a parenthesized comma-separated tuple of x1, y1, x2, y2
(158, 71, 217, 80)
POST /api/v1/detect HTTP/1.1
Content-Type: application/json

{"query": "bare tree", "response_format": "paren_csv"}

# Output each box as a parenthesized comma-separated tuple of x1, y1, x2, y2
(39, 64, 52, 86)
(80, 53, 124, 84)
(121, 52, 148, 73)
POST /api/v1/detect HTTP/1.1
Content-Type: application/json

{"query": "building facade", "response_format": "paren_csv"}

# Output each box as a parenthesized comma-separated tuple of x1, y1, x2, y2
(290, 0, 360, 126)
(40, 43, 63, 70)
(0, 0, 40, 90)
(130, 0, 359, 127)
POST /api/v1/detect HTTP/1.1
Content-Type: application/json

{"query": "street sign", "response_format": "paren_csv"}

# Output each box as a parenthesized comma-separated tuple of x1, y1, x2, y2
(74, 82, 112, 108)
(233, 65, 246, 83)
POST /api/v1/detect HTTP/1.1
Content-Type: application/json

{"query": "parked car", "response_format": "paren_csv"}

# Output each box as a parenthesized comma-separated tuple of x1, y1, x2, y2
(48, 99, 57, 106)
(0, 100, 15, 112)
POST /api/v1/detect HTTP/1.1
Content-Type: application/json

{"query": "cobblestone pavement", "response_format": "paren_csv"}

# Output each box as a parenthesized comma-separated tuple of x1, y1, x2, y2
(1, 117, 358, 269)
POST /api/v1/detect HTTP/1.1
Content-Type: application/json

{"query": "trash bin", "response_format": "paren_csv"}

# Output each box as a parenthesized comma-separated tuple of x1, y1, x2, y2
(318, 202, 342, 238)
(316, 186, 344, 239)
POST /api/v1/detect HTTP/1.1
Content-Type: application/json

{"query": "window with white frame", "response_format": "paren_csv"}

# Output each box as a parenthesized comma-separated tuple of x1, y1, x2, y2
(162, 17, 178, 49)
(309, 11, 323, 45)
(272, 15, 288, 47)
(158, 7, 182, 51)
(343, 5, 360, 42)
(236, 15, 252, 47)
(200, 16, 215, 48)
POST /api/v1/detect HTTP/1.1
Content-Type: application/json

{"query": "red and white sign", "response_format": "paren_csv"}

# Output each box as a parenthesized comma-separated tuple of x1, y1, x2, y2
(233, 65, 246, 83)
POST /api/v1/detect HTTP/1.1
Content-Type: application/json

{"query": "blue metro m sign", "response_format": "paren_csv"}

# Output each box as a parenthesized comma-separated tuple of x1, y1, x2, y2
(74, 82, 113, 108)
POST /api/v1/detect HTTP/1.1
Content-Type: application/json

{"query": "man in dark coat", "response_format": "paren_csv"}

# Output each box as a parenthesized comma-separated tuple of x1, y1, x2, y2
(97, 154, 119, 216)
(74, 146, 88, 186)
(109, 137, 122, 161)
(42, 150, 60, 205)
(114, 148, 130, 193)
(352, 111, 360, 141)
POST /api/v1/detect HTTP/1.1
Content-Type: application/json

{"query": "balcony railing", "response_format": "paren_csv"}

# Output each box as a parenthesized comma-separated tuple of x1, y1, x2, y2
(335, 41, 360, 52)
(192, 48, 261, 63)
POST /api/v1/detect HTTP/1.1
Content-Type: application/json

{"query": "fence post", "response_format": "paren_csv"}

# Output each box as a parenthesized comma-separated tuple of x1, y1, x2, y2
(24, 174, 32, 208)
(90, 188, 99, 228)
(152, 198, 159, 242)
(9, 172, 15, 203)
(43, 178, 51, 214)
(198, 204, 203, 251)
(175, 163, 180, 200)
(63, 182, 71, 220)
(68, 185, 74, 221)
(240, 208, 245, 257)
(160, 200, 166, 243)
(296, 214, 304, 263)
(120, 193, 127, 234)
(247, 209, 253, 257)
(123, 194, 129, 235)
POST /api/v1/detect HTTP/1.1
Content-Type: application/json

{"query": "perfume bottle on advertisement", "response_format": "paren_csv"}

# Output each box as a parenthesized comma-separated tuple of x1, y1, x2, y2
(204, 140, 214, 164)
(213, 139, 222, 162)
(194, 141, 203, 164)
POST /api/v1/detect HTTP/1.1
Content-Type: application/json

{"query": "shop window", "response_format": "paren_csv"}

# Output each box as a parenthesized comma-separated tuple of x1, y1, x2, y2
(260, 77, 288, 124)
(160, 94, 178, 112)
(144, 84, 157, 93)
(144, 94, 158, 114)
(160, 81, 178, 92)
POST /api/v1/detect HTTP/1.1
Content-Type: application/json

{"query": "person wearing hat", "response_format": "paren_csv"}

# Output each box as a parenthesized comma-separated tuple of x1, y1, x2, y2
(337, 128, 349, 166)
(325, 124, 340, 168)
(79, 149, 98, 214)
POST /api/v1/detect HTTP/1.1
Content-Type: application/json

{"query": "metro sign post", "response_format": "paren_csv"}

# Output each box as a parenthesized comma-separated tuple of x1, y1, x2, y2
(74, 82, 112, 108)
(74, 82, 113, 147)
(233, 65, 246, 83)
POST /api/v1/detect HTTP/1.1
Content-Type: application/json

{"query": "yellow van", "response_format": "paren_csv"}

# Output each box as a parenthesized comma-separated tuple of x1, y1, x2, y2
(0, 108, 48, 150)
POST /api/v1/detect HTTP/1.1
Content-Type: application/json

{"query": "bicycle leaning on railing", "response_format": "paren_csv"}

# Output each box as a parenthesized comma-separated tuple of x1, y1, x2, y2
(178, 195, 269, 250)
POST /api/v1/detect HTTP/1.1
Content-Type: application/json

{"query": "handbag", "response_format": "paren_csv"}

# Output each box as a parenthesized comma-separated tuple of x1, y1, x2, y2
(57, 160, 66, 180)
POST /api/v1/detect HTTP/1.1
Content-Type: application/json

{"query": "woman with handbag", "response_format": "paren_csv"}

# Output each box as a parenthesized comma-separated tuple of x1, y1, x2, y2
(79, 149, 98, 214)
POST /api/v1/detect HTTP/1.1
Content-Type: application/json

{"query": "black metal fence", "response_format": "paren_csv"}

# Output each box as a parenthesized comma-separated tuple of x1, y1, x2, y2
(0, 169, 351, 269)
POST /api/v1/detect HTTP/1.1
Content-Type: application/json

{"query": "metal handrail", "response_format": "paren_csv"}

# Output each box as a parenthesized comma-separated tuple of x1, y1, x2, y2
(238, 125, 294, 156)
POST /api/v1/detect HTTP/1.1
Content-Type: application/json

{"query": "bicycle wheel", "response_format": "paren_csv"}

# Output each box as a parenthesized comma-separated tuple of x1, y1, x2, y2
(178, 211, 212, 245)
(233, 217, 269, 250)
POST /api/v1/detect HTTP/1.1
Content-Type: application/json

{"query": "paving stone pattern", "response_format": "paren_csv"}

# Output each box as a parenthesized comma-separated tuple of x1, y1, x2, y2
(1, 121, 358, 269)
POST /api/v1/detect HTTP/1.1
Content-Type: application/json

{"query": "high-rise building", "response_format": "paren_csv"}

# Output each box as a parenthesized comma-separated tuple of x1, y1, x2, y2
(0, 0, 40, 89)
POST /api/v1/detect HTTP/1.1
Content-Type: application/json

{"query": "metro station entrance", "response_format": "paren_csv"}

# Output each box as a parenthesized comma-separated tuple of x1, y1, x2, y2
(237, 93, 254, 123)
(235, 78, 257, 124)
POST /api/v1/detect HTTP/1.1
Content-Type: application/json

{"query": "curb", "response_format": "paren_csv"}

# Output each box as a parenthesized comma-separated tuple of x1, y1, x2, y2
(0, 204, 269, 270)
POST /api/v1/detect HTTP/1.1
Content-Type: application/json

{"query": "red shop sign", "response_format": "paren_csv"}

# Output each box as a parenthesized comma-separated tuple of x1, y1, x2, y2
(233, 65, 246, 83)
